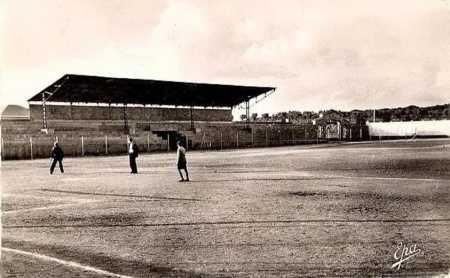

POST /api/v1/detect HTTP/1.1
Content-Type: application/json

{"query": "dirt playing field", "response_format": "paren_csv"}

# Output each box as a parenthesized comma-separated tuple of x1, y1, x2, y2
(2, 139, 450, 277)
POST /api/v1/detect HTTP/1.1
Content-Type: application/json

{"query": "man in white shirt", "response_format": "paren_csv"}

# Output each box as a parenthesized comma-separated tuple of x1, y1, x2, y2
(176, 141, 189, 182)
(128, 137, 139, 174)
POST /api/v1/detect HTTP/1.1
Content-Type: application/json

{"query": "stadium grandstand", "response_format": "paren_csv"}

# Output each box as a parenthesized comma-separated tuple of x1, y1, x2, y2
(27, 74, 275, 126)
(2, 74, 296, 159)
(1, 74, 371, 160)
(27, 74, 276, 149)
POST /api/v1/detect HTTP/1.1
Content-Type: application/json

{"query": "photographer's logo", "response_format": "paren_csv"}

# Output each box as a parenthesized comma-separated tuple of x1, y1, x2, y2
(391, 241, 422, 270)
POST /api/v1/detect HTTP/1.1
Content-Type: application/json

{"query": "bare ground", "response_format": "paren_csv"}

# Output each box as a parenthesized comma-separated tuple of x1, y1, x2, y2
(2, 139, 450, 277)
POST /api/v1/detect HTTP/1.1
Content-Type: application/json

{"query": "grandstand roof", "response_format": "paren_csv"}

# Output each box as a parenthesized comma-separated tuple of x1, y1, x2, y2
(28, 74, 275, 107)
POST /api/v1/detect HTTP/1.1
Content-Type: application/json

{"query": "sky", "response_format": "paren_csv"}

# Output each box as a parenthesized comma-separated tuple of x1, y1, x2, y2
(1, 0, 449, 118)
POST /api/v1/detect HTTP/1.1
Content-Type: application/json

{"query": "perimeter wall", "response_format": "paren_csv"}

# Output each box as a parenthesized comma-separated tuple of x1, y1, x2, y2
(367, 120, 450, 138)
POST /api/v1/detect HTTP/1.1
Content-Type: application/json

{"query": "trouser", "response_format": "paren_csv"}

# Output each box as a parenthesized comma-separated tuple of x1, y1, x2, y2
(50, 158, 64, 174)
(129, 155, 138, 173)
(178, 166, 189, 180)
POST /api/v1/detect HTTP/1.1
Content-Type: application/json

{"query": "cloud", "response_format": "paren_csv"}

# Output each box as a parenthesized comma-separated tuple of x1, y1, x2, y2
(1, 0, 449, 117)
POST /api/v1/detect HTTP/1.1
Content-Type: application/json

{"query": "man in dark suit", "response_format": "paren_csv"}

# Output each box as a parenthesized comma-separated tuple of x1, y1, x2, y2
(50, 141, 64, 174)
(128, 137, 139, 174)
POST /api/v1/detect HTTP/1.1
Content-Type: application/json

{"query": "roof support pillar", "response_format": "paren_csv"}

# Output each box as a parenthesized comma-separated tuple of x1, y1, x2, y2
(144, 104, 151, 131)
(245, 99, 250, 123)
(123, 104, 129, 134)
(190, 106, 195, 131)
(42, 92, 47, 129)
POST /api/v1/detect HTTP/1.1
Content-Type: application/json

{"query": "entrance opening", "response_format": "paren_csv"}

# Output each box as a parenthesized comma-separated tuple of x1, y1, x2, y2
(152, 131, 186, 150)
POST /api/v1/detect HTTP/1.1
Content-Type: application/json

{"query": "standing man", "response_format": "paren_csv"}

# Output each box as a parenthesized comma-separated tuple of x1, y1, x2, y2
(50, 141, 64, 174)
(176, 141, 189, 182)
(128, 137, 139, 174)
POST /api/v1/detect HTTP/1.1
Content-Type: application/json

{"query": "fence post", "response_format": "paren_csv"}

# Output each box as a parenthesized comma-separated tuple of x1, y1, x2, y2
(126, 135, 129, 153)
(251, 127, 254, 147)
(338, 123, 342, 140)
(185, 135, 189, 151)
(236, 131, 239, 148)
(30, 137, 33, 160)
(265, 127, 268, 147)
(202, 132, 206, 149)
(0, 137, 3, 160)
(279, 129, 281, 146)
(147, 132, 150, 152)
(220, 132, 223, 150)
(105, 135, 108, 155)
(81, 136, 84, 156)
(291, 127, 294, 145)
(167, 133, 170, 152)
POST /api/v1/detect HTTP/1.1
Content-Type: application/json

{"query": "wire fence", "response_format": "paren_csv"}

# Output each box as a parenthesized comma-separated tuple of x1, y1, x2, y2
(0, 134, 168, 160)
(1, 124, 367, 160)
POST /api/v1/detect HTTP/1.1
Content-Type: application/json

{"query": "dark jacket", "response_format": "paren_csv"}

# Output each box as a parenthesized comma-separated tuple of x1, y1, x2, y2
(129, 143, 139, 158)
(51, 145, 64, 160)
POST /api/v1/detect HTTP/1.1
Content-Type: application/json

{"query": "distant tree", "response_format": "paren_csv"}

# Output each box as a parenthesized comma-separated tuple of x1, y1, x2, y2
(381, 112, 391, 122)
(444, 108, 450, 119)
